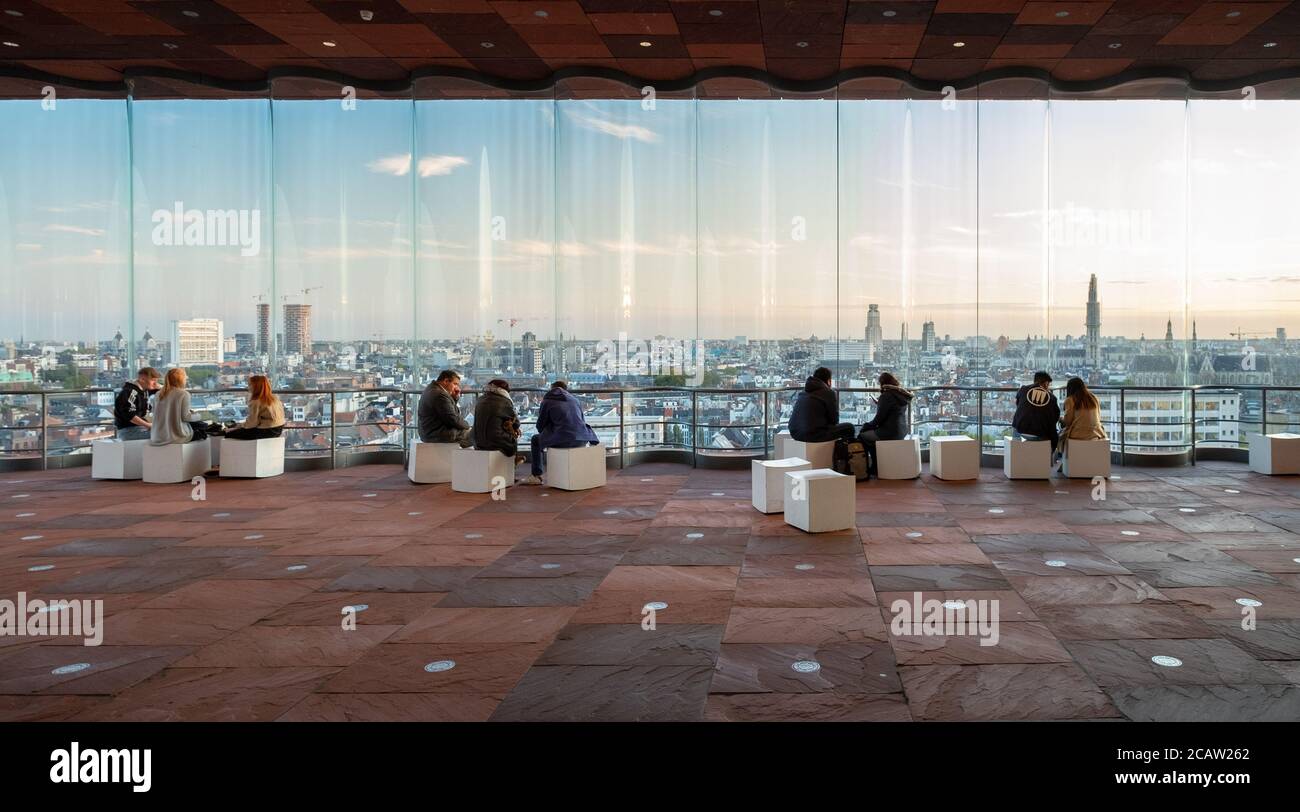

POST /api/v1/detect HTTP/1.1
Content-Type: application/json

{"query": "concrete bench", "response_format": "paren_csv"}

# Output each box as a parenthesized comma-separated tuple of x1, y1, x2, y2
(785, 438, 835, 470)
(1003, 436, 1052, 480)
(543, 444, 606, 491)
(1062, 438, 1111, 479)
(1249, 433, 1300, 475)
(220, 436, 285, 478)
(452, 448, 515, 493)
(91, 438, 147, 480)
(929, 435, 978, 481)
(751, 457, 812, 514)
(143, 439, 212, 484)
(783, 468, 855, 533)
(408, 439, 455, 484)
(876, 437, 922, 480)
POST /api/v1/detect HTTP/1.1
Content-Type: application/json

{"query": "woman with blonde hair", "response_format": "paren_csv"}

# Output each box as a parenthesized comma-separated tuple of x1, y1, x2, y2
(149, 367, 212, 445)
(1059, 376, 1108, 461)
(225, 374, 286, 441)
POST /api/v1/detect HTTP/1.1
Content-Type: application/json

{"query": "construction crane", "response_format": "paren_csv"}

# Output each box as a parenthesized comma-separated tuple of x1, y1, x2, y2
(1230, 328, 1271, 341)
(282, 286, 323, 302)
(496, 317, 541, 374)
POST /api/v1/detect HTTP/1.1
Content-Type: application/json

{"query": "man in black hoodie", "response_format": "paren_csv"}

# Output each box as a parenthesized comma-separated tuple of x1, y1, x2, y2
(113, 367, 160, 440)
(1012, 371, 1061, 452)
(788, 367, 855, 444)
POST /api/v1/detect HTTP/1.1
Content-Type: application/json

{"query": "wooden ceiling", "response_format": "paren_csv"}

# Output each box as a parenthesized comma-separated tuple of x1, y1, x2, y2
(0, 0, 1298, 95)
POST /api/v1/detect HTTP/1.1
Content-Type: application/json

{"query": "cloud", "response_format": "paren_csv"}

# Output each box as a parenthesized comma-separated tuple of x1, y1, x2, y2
(366, 154, 415, 176)
(566, 111, 659, 143)
(419, 155, 469, 177)
(15, 243, 41, 251)
(42, 224, 105, 237)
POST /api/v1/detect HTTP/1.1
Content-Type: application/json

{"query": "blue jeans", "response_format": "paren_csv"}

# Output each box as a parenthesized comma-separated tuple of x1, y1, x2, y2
(530, 436, 591, 476)
(116, 426, 150, 440)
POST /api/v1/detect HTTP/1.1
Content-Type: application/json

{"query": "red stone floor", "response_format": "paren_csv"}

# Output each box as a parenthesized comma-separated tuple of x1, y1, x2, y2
(1, 460, 1299, 722)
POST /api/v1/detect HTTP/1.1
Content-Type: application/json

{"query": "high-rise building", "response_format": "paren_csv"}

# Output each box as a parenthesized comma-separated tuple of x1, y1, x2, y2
(1278, 327, 1287, 343)
(865, 304, 882, 349)
(921, 320, 937, 353)
(256, 303, 271, 354)
(170, 318, 224, 367)
(1086, 274, 1101, 366)
(284, 304, 312, 356)
(235, 333, 254, 355)
(521, 331, 537, 350)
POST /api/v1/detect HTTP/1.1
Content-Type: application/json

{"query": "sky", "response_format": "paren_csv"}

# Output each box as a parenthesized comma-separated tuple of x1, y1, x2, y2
(2, 95, 1299, 347)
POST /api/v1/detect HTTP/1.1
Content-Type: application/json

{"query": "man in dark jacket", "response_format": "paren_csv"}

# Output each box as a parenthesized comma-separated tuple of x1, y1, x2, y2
(787, 367, 855, 444)
(1012, 371, 1061, 451)
(113, 367, 161, 440)
(417, 369, 472, 446)
(472, 378, 521, 459)
(520, 381, 600, 485)
(858, 372, 913, 476)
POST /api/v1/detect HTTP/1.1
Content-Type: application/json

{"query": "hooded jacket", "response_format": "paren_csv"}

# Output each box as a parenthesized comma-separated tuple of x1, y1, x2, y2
(114, 381, 151, 429)
(536, 386, 599, 448)
(1012, 384, 1061, 440)
(418, 382, 470, 443)
(472, 383, 520, 457)
(788, 376, 841, 443)
(861, 384, 913, 441)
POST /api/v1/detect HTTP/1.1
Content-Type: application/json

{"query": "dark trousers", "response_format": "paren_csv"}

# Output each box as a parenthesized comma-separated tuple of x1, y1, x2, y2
(224, 426, 283, 441)
(531, 436, 590, 476)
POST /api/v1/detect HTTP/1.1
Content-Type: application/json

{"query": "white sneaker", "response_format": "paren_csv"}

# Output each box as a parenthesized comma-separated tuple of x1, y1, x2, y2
(519, 475, 542, 486)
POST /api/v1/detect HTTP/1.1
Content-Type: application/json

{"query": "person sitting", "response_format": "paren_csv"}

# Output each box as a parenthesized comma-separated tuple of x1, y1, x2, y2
(113, 367, 160, 440)
(418, 369, 472, 447)
(149, 368, 213, 445)
(224, 374, 286, 441)
(858, 372, 914, 476)
(1059, 376, 1107, 464)
(519, 381, 599, 486)
(788, 366, 855, 444)
(1012, 371, 1061, 452)
(472, 378, 522, 466)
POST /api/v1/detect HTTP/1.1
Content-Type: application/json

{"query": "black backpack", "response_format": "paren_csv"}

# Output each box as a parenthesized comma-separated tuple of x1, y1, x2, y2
(833, 438, 870, 481)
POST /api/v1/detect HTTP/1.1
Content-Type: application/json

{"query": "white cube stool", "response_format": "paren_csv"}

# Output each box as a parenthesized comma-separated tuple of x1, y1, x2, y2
(773, 430, 791, 460)
(143, 439, 212, 484)
(752, 457, 812, 513)
(452, 448, 516, 493)
(91, 438, 148, 480)
(1003, 436, 1052, 480)
(1062, 438, 1111, 479)
(220, 436, 285, 478)
(876, 437, 922, 480)
(785, 438, 835, 470)
(544, 443, 606, 491)
(783, 468, 855, 533)
(407, 439, 456, 484)
(1249, 433, 1300, 475)
(929, 435, 978, 481)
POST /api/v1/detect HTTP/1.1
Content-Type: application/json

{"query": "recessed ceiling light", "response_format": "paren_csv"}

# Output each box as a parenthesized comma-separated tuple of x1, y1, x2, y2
(286, 564, 309, 571)
(906, 531, 923, 538)
(792, 660, 821, 673)
(709, 8, 723, 16)
(163, 42, 179, 49)
(1151, 655, 1183, 667)
(1236, 597, 1262, 607)
(534, 9, 548, 17)
(182, 9, 199, 17)
(1263, 41, 1278, 48)
(644, 601, 668, 611)
(360, 9, 374, 21)
(1226, 10, 1241, 17)
(480, 40, 494, 48)
(1121, 530, 1141, 536)
(424, 660, 456, 673)
(322, 40, 337, 47)
(942, 600, 967, 610)
(794, 563, 815, 571)
(686, 532, 704, 539)
(953, 41, 966, 48)
(1108, 42, 1122, 49)
(882, 10, 897, 17)
(639, 40, 652, 47)
(1044, 559, 1068, 567)
(27, 564, 53, 572)
(1055, 10, 1070, 17)
(4, 9, 23, 16)
(52, 662, 92, 675)
(795, 41, 809, 48)
(3, 41, 19, 47)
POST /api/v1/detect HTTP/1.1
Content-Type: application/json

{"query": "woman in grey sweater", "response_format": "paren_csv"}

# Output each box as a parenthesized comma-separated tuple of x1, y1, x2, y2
(149, 368, 210, 445)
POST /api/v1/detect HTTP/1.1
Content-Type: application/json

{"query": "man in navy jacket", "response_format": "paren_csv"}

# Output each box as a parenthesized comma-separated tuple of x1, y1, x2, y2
(520, 381, 599, 485)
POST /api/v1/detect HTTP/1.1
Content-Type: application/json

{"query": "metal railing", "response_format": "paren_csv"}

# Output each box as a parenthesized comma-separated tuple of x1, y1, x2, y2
(0, 383, 1293, 470)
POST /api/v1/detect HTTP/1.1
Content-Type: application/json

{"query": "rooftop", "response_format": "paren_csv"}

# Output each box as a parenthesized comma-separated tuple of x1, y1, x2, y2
(2, 459, 1299, 722)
